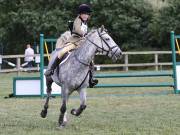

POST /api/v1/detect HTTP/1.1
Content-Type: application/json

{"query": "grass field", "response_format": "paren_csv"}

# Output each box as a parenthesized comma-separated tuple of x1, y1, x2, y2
(1, 71, 180, 135)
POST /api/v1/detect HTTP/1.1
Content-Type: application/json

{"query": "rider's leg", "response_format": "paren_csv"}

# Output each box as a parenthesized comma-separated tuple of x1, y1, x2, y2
(89, 61, 98, 88)
(44, 56, 61, 76)
(44, 43, 76, 76)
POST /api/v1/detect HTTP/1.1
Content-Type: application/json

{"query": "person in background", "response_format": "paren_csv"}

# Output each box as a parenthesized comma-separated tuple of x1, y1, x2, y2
(24, 44, 34, 68)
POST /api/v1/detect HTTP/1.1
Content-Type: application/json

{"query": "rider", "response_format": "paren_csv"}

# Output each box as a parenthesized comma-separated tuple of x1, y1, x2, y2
(44, 4, 98, 88)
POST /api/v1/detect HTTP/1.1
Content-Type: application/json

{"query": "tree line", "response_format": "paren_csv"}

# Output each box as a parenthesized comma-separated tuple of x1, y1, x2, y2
(0, 0, 180, 55)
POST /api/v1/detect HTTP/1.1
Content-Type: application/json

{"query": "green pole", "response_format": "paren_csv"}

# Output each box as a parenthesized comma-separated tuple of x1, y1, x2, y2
(170, 31, 178, 93)
(40, 34, 44, 97)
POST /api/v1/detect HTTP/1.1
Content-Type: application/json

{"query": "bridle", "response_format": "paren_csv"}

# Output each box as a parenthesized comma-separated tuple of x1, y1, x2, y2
(87, 29, 119, 58)
(74, 29, 120, 89)
(75, 29, 119, 66)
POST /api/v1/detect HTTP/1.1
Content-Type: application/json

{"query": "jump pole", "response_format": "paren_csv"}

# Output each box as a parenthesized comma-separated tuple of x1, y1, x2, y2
(171, 31, 180, 94)
(39, 34, 61, 97)
(40, 34, 44, 97)
(13, 32, 178, 97)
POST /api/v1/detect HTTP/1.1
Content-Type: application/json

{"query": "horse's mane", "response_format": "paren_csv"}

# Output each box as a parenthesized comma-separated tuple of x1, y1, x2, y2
(85, 29, 96, 37)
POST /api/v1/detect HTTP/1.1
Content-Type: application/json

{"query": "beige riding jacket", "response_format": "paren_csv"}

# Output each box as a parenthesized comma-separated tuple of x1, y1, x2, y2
(67, 16, 88, 46)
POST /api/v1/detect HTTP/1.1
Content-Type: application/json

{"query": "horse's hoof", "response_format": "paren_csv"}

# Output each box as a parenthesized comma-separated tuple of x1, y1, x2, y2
(71, 109, 77, 116)
(58, 121, 67, 129)
(62, 121, 67, 127)
(40, 109, 47, 118)
(56, 125, 65, 129)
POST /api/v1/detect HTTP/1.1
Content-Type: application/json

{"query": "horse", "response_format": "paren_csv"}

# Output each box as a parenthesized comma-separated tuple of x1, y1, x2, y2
(40, 25, 122, 128)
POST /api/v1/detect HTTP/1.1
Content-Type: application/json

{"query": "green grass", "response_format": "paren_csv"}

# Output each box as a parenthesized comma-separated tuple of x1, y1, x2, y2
(0, 71, 180, 135)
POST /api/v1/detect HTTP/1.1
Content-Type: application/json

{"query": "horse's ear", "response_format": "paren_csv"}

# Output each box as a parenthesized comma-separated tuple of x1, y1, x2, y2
(100, 25, 104, 32)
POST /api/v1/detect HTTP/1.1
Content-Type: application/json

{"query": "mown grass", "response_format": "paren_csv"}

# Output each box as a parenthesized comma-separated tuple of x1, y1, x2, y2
(0, 71, 180, 135)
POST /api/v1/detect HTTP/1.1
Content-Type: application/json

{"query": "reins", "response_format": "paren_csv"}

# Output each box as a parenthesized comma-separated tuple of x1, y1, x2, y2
(87, 29, 119, 57)
(74, 70, 90, 90)
(74, 28, 119, 90)
(75, 54, 90, 66)
(75, 29, 119, 66)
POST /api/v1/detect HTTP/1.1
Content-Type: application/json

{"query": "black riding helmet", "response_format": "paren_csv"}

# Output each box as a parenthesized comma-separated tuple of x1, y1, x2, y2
(78, 4, 92, 14)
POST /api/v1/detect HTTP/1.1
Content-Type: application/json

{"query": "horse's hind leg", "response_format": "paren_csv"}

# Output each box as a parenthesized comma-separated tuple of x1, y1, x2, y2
(71, 88, 87, 116)
(40, 76, 53, 118)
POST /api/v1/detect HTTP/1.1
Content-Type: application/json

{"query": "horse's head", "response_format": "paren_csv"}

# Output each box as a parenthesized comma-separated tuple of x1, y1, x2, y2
(90, 25, 122, 61)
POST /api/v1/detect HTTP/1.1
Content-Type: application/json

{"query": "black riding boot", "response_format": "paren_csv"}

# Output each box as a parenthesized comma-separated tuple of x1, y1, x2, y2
(89, 62, 98, 88)
(44, 57, 61, 76)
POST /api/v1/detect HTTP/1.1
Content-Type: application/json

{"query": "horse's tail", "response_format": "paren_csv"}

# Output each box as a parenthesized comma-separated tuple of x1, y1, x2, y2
(56, 31, 71, 48)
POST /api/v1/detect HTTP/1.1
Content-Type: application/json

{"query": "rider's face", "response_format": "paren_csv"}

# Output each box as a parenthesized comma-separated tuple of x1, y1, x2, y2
(80, 13, 90, 21)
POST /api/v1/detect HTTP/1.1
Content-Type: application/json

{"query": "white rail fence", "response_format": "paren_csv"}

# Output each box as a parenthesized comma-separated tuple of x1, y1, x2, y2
(0, 51, 174, 74)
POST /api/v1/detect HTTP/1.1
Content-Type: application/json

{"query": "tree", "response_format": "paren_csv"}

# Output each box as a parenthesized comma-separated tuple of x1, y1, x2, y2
(0, 0, 157, 55)
(90, 0, 154, 50)
(152, 0, 180, 49)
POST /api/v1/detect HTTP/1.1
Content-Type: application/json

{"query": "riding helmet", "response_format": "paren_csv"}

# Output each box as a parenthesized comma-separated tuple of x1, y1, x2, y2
(78, 4, 92, 14)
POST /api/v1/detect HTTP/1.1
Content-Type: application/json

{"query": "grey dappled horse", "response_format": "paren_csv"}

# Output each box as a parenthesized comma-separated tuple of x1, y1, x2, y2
(40, 26, 122, 128)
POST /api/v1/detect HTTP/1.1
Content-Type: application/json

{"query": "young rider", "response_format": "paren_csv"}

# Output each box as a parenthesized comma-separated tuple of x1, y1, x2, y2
(44, 4, 98, 87)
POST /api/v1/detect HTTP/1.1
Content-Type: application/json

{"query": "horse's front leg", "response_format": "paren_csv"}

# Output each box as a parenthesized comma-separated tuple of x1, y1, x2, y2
(71, 88, 87, 116)
(58, 88, 69, 127)
(40, 76, 53, 118)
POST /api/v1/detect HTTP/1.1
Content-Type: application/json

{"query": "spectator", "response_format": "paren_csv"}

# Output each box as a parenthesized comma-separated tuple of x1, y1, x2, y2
(24, 44, 34, 68)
